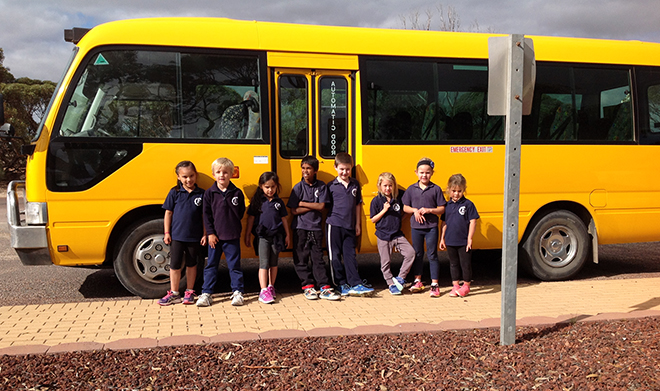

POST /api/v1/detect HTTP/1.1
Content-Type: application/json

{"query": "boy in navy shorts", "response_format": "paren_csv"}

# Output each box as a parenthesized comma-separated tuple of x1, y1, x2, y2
(197, 157, 246, 307)
(326, 152, 374, 297)
(288, 156, 341, 301)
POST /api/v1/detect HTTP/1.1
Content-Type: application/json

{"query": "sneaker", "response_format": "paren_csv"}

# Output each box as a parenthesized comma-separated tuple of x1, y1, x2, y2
(195, 292, 212, 307)
(429, 284, 440, 298)
(393, 277, 405, 292)
(389, 284, 402, 295)
(182, 289, 195, 305)
(449, 285, 461, 297)
(409, 280, 425, 293)
(348, 284, 375, 296)
(231, 291, 244, 306)
(259, 288, 274, 304)
(339, 284, 352, 296)
(457, 284, 471, 297)
(304, 287, 319, 300)
(319, 287, 341, 301)
(268, 285, 276, 300)
(158, 290, 180, 306)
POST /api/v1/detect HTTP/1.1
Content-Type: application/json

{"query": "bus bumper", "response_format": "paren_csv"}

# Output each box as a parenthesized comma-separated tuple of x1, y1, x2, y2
(7, 180, 52, 265)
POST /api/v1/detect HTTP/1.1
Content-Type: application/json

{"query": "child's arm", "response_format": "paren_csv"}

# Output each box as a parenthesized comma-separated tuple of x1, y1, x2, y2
(467, 219, 477, 251)
(291, 201, 325, 215)
(404, 205, 426, 224)
(244, 215, 255, 248)
(370, 202, 389, 224)
(355, 203, 362, 236)
(163, 210, 173, 245)
(282, 215, 292, 248)
(200, 227, 207, 247)
(439, 220, 447, 250)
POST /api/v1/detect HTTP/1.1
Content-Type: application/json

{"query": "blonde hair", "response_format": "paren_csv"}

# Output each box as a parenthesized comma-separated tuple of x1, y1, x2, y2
(211, 157, 234, 173)
(377, 172, 398, 199)
(447, 173, 467, 195)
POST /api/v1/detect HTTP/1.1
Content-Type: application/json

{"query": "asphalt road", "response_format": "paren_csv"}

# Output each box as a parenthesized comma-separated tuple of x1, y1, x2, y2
(2, 192, 660, 306)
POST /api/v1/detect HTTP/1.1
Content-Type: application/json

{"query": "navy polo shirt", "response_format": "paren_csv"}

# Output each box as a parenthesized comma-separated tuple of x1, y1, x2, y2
(401, 181, 447, 229)
(162, 184, 205, 242)
(203, 181, 246, 241)
(326, 177, 362, 230)
(370, 194, 405, 241)
(442, 197, 480, 246)
(248, 195, 288, 232)
(287, 178, 330, 231)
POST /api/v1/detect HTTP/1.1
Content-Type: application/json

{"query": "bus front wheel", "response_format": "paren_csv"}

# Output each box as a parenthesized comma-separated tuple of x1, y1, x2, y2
(520, 210, 589, 281)
(114, 218, 177, 299)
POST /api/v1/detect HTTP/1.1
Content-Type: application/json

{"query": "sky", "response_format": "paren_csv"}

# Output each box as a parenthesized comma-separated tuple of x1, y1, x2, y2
(1, 0, 659, 82)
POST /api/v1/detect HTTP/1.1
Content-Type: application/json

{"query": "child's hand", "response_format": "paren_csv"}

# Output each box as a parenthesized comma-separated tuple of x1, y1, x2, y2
(208, 234, 219, 249)
(163, 233, 171, 245)
(285, 234, 291, 249)
(244, 234, 252, 248)
(200, 236, 207, 246)
(413, 209, 427, 224)
(466, 238, 472, 251)
(439, 239, 446, 250)
(382, 201, 390, 212)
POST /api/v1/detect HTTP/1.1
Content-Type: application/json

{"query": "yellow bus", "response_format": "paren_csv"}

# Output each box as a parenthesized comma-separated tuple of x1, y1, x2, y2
(4, 18, 660, 298)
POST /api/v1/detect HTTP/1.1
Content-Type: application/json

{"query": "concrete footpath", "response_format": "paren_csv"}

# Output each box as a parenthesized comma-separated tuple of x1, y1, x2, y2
(1, 277, 659, 356)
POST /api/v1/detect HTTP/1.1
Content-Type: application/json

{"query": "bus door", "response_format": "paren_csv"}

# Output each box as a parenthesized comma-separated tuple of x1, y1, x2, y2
(274, 69, 354, 195)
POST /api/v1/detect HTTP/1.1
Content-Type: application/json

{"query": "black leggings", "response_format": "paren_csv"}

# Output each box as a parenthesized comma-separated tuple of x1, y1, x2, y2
(169, 240, 200, 270)
(446, 245, 472, 282)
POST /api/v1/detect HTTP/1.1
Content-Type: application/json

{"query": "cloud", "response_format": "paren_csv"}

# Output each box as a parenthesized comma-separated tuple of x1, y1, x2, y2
(1, 0, 659, 81)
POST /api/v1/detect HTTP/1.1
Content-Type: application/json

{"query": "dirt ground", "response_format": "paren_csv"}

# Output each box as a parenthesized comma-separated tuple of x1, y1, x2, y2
(1, 316, 658, 390)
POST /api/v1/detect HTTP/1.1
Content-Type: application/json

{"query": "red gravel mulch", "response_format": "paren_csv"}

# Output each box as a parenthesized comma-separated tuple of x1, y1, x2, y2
(1, 316, 658, 390)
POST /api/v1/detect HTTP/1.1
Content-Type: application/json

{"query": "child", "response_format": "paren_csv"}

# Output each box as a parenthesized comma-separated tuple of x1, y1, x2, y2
(370, 172, 415, 295)
(326, 152, 374, 296)
(287, 156, 341, 301)
(245, 172, 292, 304)
(159, 161, 206, 305)
(402, 157, 447, 297)
(439, 174, 480, 297)
(197, 157, 246, 307)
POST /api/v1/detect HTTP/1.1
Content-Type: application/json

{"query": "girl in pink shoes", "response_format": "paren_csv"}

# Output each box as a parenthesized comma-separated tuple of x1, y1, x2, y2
(245, 172, 291, 304)
(159, 161, 206, 306)
(439, 174, 479, 297)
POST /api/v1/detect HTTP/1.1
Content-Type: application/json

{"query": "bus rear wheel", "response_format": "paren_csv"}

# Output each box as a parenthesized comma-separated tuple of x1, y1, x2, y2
(520, 210, 589, 281)
(114, 218, 180, 299)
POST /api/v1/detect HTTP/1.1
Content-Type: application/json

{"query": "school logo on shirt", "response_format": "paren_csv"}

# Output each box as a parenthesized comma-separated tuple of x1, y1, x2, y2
(232, 196, 239, 206)
(351, 189, 357, 197)
(393, 203, 400, 212)
(314, 189, 319, 199)
(194, 197, 202, 207)
(274, 202, 282, 210)
(459, 206, 466, 216)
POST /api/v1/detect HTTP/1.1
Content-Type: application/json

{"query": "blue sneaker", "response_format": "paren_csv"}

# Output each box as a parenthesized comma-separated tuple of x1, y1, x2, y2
(348, 284, 375, 296)
(339, 284, 352, 296)
(389, 284, 402, 295)
(393, 277, 405, 291)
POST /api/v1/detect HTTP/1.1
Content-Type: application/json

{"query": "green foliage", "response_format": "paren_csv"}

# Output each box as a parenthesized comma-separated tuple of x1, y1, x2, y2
(0, 48, 56, 179)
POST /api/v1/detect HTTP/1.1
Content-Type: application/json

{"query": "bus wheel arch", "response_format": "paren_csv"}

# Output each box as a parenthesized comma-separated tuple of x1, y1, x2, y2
(520, 202, 594, 281)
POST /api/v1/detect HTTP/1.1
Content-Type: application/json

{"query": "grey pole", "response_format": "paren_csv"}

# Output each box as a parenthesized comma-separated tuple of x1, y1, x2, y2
(500, 34, 525, 346)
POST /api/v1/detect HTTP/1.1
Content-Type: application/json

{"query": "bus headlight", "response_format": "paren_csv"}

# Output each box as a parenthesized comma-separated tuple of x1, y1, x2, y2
(26, 202, 48, 225)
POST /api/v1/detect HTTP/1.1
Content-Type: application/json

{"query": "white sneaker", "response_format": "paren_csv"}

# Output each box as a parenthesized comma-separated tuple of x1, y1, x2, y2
(230, 291, 244, 306)
(195, 293, 212, 307)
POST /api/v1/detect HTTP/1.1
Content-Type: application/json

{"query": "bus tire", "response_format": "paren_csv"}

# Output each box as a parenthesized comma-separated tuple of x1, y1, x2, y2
(520, 210, 589, 281)
(114, 218, 181, 299)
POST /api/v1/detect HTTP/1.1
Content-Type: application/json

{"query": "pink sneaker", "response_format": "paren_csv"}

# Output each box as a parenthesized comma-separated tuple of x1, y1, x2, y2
(457, 284, 471, 297)
(449, 285, 461, 297)
(267, 285, 276, 300)
(429, 285, 440, 298)
(182, 289, 195, 305)
(409, 280, 425, 293)
(259, 288, 274, 304)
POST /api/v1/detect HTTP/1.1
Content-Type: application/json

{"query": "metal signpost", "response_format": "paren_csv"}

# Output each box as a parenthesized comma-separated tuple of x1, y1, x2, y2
(488, 34, 535, 346)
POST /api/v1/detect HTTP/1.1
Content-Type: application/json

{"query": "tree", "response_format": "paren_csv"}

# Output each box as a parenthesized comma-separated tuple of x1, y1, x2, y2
(400, 3, 487, 32)
(0, 48, 56, 180)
